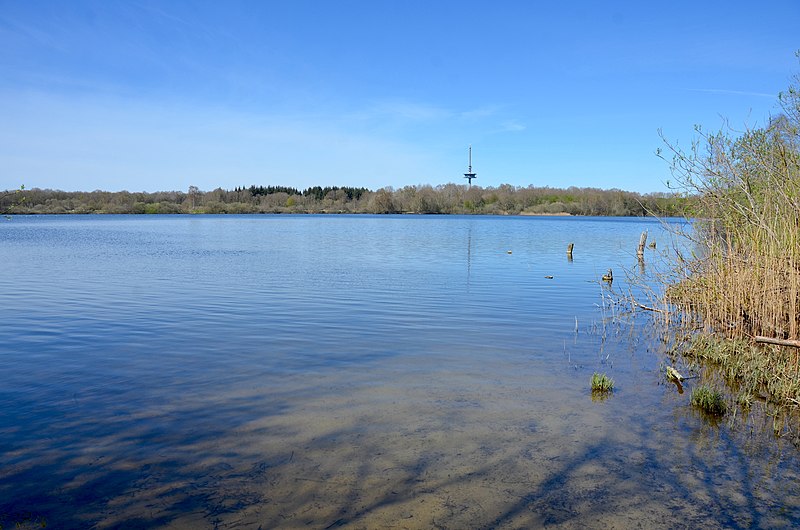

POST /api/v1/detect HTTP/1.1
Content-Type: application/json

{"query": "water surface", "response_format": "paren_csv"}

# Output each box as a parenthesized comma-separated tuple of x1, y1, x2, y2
(1, 214, 798, 528)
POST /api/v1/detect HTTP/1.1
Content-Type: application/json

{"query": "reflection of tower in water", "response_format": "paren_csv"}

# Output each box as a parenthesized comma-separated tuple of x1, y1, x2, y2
(460, 144, 476, 284)
(466, 224, 473, 287)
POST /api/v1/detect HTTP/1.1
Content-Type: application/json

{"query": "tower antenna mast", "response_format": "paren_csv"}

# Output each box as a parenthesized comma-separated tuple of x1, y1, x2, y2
(463, 145, 477, 186)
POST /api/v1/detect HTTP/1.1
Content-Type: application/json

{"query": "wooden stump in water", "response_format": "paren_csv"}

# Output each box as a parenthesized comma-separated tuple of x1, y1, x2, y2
(666, 366, 685, 382)
(567, 242, 574, 256)
(637, 231, 647, 260)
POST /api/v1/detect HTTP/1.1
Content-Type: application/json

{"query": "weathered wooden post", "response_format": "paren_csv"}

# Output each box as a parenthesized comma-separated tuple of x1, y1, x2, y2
(567, 242, 574, 259)
(637, 231, 647, 260)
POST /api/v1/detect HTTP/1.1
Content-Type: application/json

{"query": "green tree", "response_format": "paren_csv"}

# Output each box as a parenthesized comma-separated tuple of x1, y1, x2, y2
(1, 185, 26, 217)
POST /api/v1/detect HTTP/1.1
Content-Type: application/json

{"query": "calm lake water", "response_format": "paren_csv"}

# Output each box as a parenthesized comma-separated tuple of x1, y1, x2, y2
(1, 214, 799, 529)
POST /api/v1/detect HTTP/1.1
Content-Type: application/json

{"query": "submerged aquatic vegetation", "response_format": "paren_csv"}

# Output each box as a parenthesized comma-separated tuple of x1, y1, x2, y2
(690, 385, 727, 416)
(591, 372, 614, 393)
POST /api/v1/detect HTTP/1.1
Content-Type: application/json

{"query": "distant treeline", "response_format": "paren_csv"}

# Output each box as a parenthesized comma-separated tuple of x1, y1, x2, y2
(1, 184, 693, 217)
(244, 185, 370, 201)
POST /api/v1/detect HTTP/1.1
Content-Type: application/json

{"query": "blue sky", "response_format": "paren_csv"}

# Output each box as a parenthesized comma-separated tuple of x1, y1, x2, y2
(1, 1, 798, 193)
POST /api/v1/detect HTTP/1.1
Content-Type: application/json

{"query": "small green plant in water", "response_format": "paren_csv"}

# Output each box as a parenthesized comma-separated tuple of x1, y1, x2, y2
(690, 385, 726, 416)
(591, 372, 614, 393)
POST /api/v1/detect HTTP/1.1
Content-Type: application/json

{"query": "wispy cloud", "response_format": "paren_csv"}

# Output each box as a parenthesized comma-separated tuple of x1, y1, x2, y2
(130, 1, 195, 28)
(359, 101, 452, 122)
(0, 91, 446, 192)
(359, 101, 518, 128)
(497, 120, 526, 132)
(129, 1, 233, 45)
(684, 88, 776, 99)
(459, 105, 500, 120)
(0, 15, 60, 49)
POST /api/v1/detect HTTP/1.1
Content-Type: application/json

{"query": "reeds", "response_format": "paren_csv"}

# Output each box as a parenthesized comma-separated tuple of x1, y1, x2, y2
(659, 67, 800, 409)
(667, 207, 800, 342)
(683, 335, 800, 408)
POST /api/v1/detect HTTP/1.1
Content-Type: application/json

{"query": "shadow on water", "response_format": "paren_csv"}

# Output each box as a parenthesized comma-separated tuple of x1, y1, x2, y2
(3, 356, 800, 529)
(0, 387, 295, 528)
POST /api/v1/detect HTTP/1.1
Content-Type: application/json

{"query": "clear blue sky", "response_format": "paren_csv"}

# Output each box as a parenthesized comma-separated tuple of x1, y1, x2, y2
(1, 1, 798, 193)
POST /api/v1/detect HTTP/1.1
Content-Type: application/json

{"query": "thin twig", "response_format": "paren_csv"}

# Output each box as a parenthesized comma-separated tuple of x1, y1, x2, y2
(632, 300, 666, 314)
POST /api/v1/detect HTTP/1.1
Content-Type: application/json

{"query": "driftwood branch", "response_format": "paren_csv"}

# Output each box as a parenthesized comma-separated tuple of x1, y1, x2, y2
(754, 336, 800, 349)
(632, 300, 665, 313)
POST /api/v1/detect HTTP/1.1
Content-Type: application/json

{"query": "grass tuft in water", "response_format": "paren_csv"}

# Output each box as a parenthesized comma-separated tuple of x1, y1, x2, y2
(591, 372, 614, 393)
(690, 385, 726, 416)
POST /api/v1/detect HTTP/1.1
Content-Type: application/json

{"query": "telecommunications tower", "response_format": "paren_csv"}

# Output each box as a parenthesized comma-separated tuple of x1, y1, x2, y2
(463, 145, 477, 186)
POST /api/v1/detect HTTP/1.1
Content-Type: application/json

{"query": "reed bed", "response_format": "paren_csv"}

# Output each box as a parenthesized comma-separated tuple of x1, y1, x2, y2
(660, 66, 800, 409)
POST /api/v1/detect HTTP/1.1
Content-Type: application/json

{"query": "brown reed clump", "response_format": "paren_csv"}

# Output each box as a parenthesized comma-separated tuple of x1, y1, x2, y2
(659, 58, 800, 408)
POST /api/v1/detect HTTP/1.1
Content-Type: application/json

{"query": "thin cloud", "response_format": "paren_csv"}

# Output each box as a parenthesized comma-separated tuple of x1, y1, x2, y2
(684, 88, 776, 98)
(130, 1, 196, 28)
(459, 105, 501, 120)
(129, 1, 230, 43)
(0, 91, 445, 192)
(498, 120, 526, 132)
(364, 101, 452, 122)
(0, 15, 59, 49)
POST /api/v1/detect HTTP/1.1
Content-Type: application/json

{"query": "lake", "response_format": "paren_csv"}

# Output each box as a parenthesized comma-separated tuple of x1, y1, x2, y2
(1, 214, 799, 529)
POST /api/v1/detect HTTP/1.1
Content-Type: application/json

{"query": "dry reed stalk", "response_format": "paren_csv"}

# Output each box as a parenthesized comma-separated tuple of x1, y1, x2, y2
(658, 74, 800, 408)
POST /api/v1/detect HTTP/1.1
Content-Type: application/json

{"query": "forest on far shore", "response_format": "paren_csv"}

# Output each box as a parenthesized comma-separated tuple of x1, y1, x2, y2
(1, 183, 692, 217)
